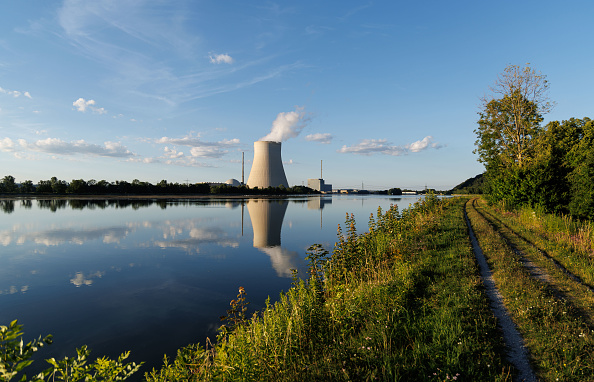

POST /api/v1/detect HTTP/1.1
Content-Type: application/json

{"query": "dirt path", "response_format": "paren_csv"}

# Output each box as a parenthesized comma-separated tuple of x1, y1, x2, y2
(464, 202, 537, 382)
(477, 201, 594, 294)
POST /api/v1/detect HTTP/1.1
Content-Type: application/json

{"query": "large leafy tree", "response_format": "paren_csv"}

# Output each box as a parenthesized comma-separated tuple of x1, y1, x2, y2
(565, 118, 594, 218)
(475, 65, 553, 206)
(475, 64, 553, 169)
(0, 175, 17, 193)
(476, 93, 544, 169)
(528, 118, 588, 214)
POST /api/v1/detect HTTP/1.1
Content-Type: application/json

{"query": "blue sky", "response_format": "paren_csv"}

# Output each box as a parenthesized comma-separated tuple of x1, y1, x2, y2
(1, 1, 593, 190)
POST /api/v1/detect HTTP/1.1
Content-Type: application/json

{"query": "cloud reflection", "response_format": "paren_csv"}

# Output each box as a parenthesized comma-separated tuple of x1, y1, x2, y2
(70, 271, 105, 287)
(257, 246, 301, 278)
(0, 227, 131, 246)
(154, 226, 239, 254)
(1, 217, 237, 253)
(0, 285, 29, 295)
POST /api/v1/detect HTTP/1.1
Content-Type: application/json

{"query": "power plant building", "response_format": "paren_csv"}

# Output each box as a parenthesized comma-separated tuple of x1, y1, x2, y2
(247, 141, 289, 189)
(308, 178, 332, 193)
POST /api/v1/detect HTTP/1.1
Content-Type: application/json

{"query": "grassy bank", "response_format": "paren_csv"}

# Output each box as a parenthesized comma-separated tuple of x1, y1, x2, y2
(466, 198, 594, 381)
(145, 196, 511, 381)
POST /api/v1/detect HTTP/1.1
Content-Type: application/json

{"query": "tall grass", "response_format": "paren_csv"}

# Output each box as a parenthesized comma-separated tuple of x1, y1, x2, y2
(145, 196, 511, 381)
(487, 201, 594, 288)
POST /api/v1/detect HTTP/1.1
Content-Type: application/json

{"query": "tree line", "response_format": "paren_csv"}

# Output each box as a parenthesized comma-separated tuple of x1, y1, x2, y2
(0, 176, 318, 196)
(475, 64, 594, 219)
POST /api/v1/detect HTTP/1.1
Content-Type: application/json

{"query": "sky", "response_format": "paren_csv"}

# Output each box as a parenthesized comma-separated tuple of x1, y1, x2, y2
(1, 1, 593, 191)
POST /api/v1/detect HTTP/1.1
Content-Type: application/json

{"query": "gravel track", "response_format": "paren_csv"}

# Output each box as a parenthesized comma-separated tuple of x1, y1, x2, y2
(464, 201, 537, 382)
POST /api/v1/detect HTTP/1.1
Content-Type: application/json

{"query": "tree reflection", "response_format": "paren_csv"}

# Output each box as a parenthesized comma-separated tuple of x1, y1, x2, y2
(1, 200, 15, 214)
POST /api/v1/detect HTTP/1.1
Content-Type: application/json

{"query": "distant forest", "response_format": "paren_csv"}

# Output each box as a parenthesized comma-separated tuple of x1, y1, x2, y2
(0, 176, 318, 196)
(450, 173, 484, 195)
(0, 176, 452, 197)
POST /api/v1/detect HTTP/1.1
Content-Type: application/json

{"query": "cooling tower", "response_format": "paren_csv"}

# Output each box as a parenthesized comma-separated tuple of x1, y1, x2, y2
(246, 141, 289, 188)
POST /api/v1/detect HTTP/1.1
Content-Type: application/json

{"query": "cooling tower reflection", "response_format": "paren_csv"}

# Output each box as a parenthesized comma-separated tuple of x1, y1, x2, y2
(246, 199, 287, 247)
(246, 199, 302, 277)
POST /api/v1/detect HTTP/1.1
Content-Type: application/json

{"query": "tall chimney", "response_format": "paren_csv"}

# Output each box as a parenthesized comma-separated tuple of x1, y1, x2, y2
(247, 141, 289, 188)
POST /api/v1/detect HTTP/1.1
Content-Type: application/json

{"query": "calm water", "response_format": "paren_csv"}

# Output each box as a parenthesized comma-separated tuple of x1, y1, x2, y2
(0, 195, 420, 375)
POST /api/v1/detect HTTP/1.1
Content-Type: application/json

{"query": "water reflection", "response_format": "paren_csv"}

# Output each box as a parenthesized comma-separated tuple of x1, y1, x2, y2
(0, 226, 131, 247)
(70, 271, 105, 287)
(307, 197, 332, 210)
(0, 197, 335, 214)
(1, 200, 14, 214)
(0, 285, 29, 295)
(246, 199, 302, 277)
(0, 195, 423, 378)
(0, 197, 327, 277)
(247, 200, 287, 247)
(153, 225, 239, 254)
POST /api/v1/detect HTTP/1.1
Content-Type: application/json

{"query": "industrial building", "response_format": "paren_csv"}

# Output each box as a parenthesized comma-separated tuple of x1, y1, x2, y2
(307, 178, 332, 193)
(307, 160, 332, 193)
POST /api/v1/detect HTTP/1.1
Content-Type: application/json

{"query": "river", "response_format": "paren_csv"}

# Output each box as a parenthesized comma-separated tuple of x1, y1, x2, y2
(0, 194, 421, 376)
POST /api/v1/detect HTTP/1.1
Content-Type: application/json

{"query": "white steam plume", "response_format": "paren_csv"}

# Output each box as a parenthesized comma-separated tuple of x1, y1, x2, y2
(259, 107, 309, 142)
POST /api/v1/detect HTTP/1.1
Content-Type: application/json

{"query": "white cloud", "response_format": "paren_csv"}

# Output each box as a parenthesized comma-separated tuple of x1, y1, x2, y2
(73, 98, 106, 114)
(18, 138, 134, 158)
(338, 136, 442, 156)
(0, 87, 31, 98)
(0, 137, 15, 151)
(73, 98, 93, 112)
(338, 139, 404, 156)
(156, 134, 239, 159)
(305, 133, 333, 144)
(405, 136, 443, 152)
(163, 146, 183, 158)
(131, 155, 216, 168)
(209, 53, 234, 64)
(189, 146, 227, 159)
(260, 107, 310, 142)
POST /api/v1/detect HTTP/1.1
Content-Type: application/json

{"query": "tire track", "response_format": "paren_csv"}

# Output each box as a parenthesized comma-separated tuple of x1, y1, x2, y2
(464, 200, 537, 382)
(474, 200, 594, 294)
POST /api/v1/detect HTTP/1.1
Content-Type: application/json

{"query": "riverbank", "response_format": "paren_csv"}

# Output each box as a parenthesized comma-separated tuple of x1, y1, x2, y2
(145, 195, 512, 381)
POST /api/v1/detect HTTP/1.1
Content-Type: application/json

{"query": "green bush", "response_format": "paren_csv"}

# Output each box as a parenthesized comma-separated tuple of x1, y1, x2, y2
(0, 320, 141, 382)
